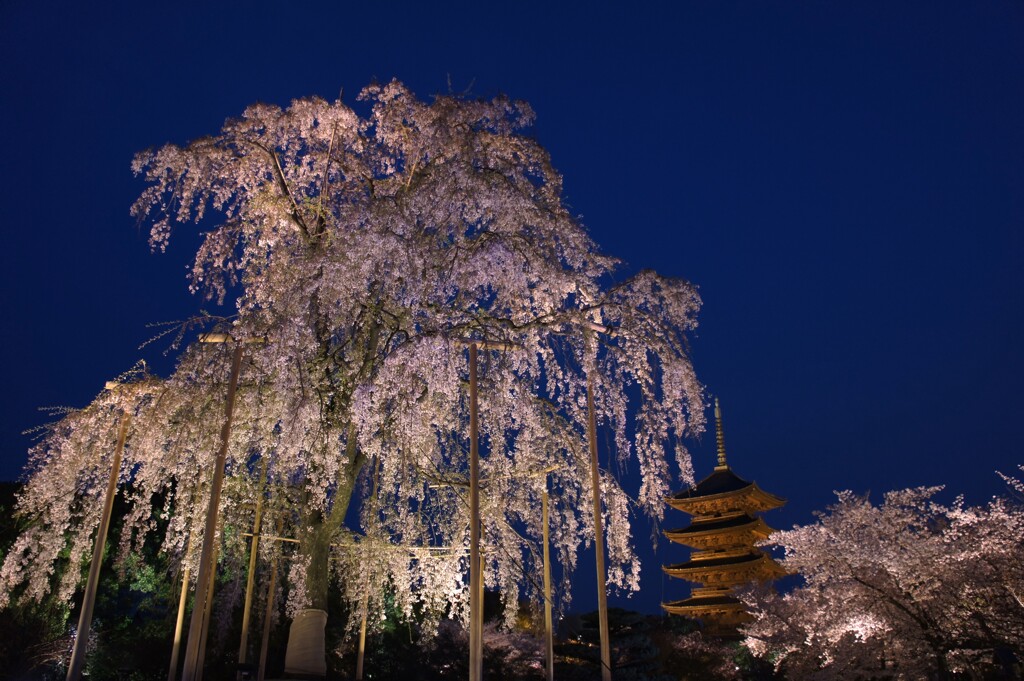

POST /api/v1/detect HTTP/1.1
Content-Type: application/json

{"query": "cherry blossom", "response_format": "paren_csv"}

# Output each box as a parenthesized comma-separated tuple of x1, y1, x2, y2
(2, 81, 705, 669)
(741, 480, 1024, 679)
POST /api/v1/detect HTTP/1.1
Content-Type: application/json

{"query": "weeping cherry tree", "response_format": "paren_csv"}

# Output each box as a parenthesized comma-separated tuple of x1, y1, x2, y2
(0, 80, 705, 675)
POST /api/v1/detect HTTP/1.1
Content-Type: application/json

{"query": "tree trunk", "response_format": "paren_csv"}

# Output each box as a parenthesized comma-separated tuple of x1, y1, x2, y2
(303, 522, 335, 612)
(932, 649, 952, 681)
(284, 294, 377, 676)
(283, 458, 362, 678)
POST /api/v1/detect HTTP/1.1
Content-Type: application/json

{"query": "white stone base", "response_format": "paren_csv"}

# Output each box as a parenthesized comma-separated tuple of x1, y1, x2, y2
(283, 608, 328, 678)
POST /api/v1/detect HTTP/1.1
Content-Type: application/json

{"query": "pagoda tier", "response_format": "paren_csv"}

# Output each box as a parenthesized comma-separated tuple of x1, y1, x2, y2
(664, 513, 776, 550)
(663, 551, 786, 585)
(663, 597, 752, 636)
(666, 467, 785, 516)
(663, 593, 747, 619)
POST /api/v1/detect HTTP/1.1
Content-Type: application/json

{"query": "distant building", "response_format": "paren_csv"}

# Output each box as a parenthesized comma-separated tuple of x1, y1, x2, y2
(662, 399, 785, 635)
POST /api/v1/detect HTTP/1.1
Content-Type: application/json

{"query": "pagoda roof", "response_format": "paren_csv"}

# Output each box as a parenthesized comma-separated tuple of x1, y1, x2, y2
(666, 466, 786, 513)
(663, 594, 743, 609)
(665, 513, 760, 536)
(664, 551, 765, 572)
(663, 551, 787, 582)
(674, 467, 753, 498)
(664, 514, 775, 549)
(662, 594, 750, 623)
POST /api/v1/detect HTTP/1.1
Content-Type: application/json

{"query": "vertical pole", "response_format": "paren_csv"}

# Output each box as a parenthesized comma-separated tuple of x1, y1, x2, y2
(356, 458, 381, 681)
(182, 344, 244, 681)
(67, 413, 130, 681)
(476, 526, 484, 670)
(468, 342, 482, 681)
(195, 533, 221, 681)
(257, 521, 283, 681)
(542, 484, 554, 681)
(237, 483, 265, 676)
(586, 372, 612, 681)
(355, 588, 368, 680)
(168, 533, 196, 681)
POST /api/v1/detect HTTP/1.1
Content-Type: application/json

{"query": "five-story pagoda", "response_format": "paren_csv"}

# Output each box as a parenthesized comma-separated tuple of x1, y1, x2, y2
(662, 399, 785, 634)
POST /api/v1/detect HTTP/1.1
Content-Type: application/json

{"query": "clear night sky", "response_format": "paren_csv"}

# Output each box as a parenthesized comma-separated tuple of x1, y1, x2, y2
(1, 1, 1021, 616)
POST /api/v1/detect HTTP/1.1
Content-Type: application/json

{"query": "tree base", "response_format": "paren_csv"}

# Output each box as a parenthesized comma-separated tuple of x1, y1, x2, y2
(284, 608, 327, 678)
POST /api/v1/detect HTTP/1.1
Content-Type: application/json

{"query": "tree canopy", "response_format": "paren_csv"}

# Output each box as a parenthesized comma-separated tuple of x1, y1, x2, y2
(1, 80, 705, 666)
(741, 474, 1024, 680)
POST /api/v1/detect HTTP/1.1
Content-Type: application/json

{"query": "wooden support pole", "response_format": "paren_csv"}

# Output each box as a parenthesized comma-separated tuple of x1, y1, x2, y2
(586, 373, 612, 681)
(195, 533, 221, 681)
(356, 459, 380, 681)
(67, 413, 130, 681)
(182, 343, 244, 681)
(542, 484, 554, 681)
(237, 481, 265, 676)
(355, 588, 368, 681)
(476, 525, 485, 671)
(168, 533, 196, 681)
(468, 342, 482, 681)
(257, 521, 283, 681)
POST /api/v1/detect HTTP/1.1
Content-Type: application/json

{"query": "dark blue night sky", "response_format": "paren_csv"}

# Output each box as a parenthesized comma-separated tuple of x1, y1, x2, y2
(1, 1, 1021, 616)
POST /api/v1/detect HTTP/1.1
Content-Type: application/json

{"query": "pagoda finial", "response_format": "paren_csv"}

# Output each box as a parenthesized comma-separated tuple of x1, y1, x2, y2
(714, 397, 728, 470)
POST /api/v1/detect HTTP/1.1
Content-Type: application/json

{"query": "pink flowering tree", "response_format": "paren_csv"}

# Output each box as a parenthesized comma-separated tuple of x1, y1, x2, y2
(741, 475, 1024, 680)
(1, 81, 705, 672)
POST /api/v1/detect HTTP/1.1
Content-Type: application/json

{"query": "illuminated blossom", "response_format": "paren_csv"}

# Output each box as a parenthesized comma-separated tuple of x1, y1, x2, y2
(2, 81, 705, 666)
(741, 480, 1024, 679)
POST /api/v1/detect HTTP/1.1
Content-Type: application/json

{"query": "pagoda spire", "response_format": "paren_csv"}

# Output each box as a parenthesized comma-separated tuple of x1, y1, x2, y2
(714, 397, 728, 470)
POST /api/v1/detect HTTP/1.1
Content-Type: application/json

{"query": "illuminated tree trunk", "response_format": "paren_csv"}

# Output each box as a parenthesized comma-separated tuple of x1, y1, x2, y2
(284, 447, 363, 678)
